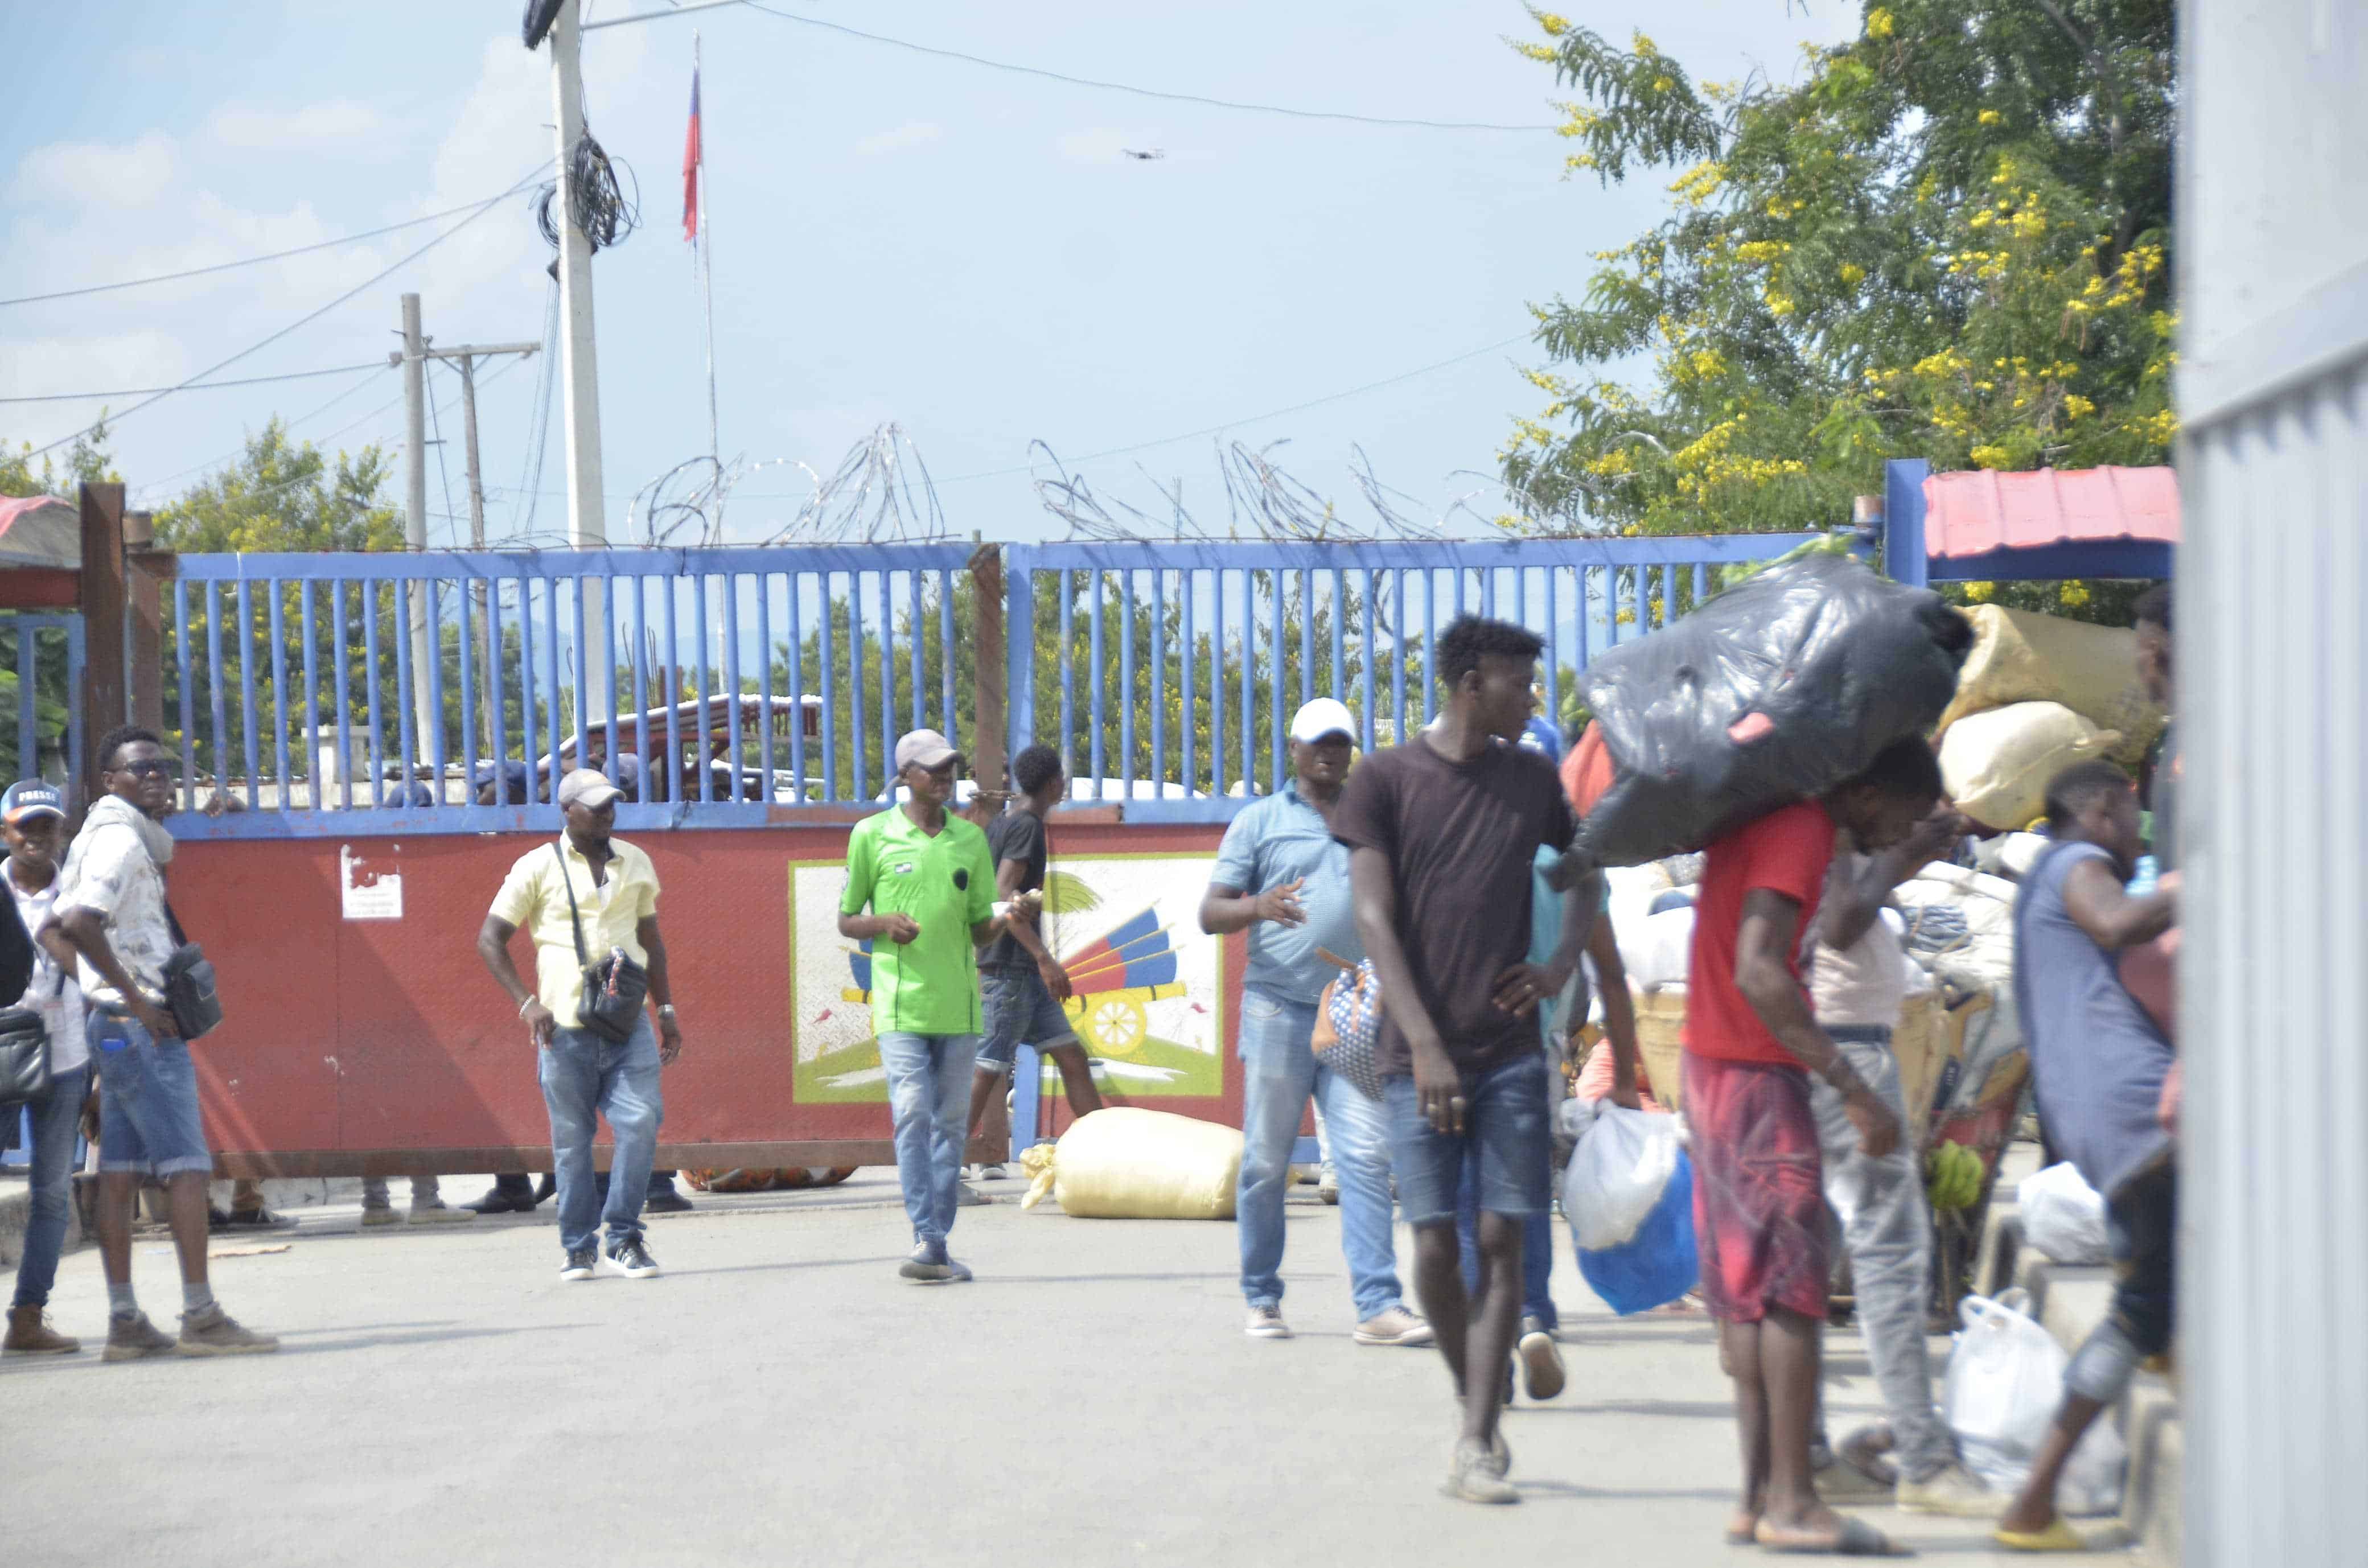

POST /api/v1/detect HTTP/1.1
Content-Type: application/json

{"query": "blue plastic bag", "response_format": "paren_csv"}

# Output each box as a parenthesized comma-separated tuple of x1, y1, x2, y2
(1573, 1149, 1699, 1315)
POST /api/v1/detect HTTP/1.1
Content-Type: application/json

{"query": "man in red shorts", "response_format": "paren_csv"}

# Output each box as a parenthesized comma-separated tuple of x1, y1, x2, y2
(1685, 736, 1944, 1555)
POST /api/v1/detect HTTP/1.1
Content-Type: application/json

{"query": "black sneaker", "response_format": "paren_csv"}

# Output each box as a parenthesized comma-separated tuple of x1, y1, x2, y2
(643, 1185, 694, 1215)
(899, 1237, 953, 1283)
(560, 1248, 597, 1281)
(603, 1237, 660, 1278)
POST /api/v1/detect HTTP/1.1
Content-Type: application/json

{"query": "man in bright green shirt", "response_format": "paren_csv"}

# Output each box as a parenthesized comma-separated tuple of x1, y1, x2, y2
(839, 730, 1033, 1283)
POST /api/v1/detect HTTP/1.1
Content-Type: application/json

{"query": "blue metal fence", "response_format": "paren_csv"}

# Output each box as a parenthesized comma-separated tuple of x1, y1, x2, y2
(164, 545, 979, 840)
(1002, 534, 1828, 823)
(0, 611, 84, 807)
(157, 533, 1833, 838)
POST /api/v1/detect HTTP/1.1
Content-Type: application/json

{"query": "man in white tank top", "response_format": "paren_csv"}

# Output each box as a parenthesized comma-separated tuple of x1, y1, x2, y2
(1804, 810, 2003, 1519)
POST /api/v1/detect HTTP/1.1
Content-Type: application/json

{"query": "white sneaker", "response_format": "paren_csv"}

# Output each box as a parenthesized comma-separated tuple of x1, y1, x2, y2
(360, 1206, 400, 1229)
(406, 1201, 475, 1225)
(1896, 1462, 2007, 1518)
(1244, 1305, 1292, 1339)
(1353, 1306, 1434, 1347)
(1516, 1316, 1567, 1400)
(977, 1163, 1008, 1182)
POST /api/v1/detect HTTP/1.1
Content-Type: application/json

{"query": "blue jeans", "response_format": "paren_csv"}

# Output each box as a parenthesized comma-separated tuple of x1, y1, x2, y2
(1384, 1051, 1552, 1228)
(538, 1018, 663, 1255)
(977, 962, 1078, 1072)
(1456, 1145, 1557, 1329)
(12, 1064, 88, 1310)
(878, 1031, 979, 1246)
(92, 1013, 212, 1177)
(1235, 986, 1403, 1320)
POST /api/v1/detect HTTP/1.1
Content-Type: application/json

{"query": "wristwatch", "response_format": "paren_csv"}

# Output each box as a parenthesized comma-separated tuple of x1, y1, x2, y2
(657, 1005, 677, 1019)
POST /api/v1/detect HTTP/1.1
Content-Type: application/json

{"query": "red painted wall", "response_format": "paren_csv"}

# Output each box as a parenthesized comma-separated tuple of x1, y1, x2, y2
(174, 822, 1246, 1175)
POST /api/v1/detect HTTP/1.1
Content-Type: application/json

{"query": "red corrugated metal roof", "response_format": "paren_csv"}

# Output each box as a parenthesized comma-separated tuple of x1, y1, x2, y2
(1923, 464, 2180, 555)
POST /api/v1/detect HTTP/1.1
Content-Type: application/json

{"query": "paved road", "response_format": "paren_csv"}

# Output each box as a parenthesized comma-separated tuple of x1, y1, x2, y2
(6, 1175, 2122, 1566)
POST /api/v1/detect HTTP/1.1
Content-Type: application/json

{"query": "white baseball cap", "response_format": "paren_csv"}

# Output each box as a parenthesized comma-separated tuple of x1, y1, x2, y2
(556, 768, 623, 810)
(1288, 698, 1358, 745)
(894, 729, 962, 772)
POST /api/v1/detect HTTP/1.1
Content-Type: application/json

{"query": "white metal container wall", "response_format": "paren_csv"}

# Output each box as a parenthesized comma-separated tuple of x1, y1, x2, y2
(2180, 2, 2368, 1563)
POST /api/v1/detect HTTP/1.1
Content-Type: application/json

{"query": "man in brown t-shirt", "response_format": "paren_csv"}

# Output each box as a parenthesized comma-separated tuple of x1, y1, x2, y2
(1333, 615, 1592, 1505)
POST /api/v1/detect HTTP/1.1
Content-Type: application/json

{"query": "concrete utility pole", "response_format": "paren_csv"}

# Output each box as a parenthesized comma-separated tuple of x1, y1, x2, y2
(389, 312, 539, 763)
(398, 293, 436, 763)
(549, 0, 610, 727)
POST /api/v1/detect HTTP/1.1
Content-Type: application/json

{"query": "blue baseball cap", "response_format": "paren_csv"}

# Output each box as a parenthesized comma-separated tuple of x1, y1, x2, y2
(1, 781, 64, 824)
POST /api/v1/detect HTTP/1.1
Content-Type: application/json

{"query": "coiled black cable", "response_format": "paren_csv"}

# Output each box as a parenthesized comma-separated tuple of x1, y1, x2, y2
(535, 126, 638, 269)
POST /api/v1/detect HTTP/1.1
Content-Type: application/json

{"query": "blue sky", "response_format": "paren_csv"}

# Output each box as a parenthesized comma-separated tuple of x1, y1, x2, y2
(2, 1, 1860, 545)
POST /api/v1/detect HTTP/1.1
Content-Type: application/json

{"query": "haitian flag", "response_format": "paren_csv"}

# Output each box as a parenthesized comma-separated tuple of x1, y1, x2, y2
(681, 63, 702, 244)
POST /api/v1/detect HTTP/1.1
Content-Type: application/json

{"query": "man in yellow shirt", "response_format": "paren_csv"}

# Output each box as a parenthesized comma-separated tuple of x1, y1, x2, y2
(478, 769, 683, 1282)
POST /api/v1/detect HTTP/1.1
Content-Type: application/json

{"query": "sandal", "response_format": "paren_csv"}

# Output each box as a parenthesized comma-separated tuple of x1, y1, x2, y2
(1993, 1520, 2089, 1553)
(1754, 1516, 1905, 1555)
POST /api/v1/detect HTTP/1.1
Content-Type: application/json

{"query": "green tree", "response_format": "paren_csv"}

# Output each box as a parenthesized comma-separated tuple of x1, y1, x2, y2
(1502, 3, 2175, 620)
(154, 421, 414, 788)
(0, 419, 118, 500)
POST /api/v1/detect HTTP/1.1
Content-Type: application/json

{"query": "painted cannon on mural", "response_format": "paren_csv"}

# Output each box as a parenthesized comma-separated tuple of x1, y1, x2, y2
(1055, 907, 1186, 1057)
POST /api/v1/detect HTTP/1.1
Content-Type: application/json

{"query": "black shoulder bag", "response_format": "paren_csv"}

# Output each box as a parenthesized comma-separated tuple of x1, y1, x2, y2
(0, 970, 73, 1110)
(554, 844, 647, 1043)
(160, 901, 224, 1041)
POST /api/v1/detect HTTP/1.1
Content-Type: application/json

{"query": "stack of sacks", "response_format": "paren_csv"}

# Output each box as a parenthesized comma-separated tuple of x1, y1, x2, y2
(1932, 606, 2165, 831)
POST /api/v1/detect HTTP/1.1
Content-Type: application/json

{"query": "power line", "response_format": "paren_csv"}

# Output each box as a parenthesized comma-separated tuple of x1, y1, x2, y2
(729, 332, 1535, 495)
(136, 350, 532, 504)
(134, 371, 402, 498)
(145, 352, 534, 515)
(23, 161, 551, 461)
(678, 3, 1560, 133)
(0, 360, 386, 405)
(0, 189, 557, 309)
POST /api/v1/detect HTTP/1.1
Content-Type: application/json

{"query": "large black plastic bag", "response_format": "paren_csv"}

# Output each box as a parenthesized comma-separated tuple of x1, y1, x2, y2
(1571, 550, 1971, 868)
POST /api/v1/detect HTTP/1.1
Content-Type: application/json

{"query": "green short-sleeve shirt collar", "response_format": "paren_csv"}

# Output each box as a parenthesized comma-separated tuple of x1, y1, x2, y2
(842, 806, 997, 1036)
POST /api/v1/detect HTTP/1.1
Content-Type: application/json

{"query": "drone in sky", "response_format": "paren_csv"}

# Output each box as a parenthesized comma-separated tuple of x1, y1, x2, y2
(1121, 147, 1166, 161)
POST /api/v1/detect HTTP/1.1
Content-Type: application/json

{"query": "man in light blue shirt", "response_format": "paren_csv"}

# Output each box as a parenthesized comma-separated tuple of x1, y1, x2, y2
(1201, 698, 1428, 1347)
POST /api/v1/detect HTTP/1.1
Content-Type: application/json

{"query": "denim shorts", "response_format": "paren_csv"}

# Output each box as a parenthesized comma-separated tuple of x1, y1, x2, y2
(1384, 1051, 1551, 1227)
(976, 962, 1079, 1072)
(92, 1011, 214, 1178)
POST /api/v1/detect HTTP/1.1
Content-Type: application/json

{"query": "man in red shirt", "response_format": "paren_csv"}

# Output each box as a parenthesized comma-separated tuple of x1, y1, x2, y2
(1685, 736, 1944, 1555)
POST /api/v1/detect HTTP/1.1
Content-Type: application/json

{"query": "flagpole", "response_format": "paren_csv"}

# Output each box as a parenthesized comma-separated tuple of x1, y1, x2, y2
(695, 32, 721, 515)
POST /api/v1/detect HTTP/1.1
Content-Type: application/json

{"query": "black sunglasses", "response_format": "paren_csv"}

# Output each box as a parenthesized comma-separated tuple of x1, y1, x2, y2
(110, 759, 178, 781)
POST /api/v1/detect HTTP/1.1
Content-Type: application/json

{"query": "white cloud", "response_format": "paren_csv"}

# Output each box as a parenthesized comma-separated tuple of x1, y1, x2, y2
(9, 132, 178, 207)
(208, 99, 387, 149)
(855, 121, 942, 157)
(0, 331, 190, 404)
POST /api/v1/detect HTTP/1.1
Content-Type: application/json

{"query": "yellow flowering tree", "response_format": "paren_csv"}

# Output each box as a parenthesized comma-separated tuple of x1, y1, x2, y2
(1503, 2, 2176, 618)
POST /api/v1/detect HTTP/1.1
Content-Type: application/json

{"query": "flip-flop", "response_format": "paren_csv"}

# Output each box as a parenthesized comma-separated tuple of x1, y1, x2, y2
(1993, 1520, 2089, 1553)
(1754, 1516, 1905, 1555)
(1725, 1515, 1761, 1545)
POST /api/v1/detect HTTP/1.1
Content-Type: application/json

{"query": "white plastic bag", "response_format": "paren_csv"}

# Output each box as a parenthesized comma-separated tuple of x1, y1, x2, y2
(1562, 1103, 1682, 1251)
(1944, 1289, 2128, 1515)
(2018, 1162, 2111, 1265)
